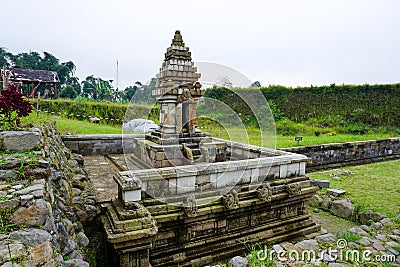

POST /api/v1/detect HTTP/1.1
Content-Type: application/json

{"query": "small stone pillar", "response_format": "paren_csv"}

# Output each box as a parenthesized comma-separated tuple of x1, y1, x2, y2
(102, 172, 158, 267)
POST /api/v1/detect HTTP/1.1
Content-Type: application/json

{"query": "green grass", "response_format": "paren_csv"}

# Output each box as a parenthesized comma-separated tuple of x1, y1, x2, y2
(21, 113, 392, 148)
(21, 113, 122, 135)
(308, 160, 400, 218)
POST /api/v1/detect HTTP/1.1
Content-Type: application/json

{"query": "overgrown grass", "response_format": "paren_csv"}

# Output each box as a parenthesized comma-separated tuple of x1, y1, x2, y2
(337, 231, 362, 243)
(308, 160, 400, 218)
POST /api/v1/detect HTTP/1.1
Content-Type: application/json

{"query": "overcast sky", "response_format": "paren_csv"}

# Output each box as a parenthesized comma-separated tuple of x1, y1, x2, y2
(3, 0, 400, 89)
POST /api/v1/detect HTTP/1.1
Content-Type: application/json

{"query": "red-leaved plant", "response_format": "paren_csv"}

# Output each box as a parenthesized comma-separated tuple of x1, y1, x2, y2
(0, 84, 33, 129)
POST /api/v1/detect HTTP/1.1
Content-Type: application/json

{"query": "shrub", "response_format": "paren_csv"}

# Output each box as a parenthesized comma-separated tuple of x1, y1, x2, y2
(0, 85, 33, 129)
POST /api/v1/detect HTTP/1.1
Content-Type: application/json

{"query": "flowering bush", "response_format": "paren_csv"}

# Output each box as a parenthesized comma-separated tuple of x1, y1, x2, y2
(0, 84, 33, 129)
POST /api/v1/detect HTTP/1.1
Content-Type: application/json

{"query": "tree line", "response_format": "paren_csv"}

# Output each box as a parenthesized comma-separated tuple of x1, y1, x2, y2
(0, 47, 154, 103)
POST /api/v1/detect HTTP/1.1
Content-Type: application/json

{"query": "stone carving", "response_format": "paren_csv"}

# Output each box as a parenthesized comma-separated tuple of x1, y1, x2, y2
(222, 189, 239, 209)
(183, 194, 197, 217)
(286, 183, 302, 196)
(257, 183, 273, 202)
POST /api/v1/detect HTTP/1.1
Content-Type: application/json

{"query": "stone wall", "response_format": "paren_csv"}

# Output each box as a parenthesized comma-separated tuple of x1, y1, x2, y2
(62, 134, 143, 156)
(281, 138, 400, 171)
(63, 135, 400, 171)
(0, 123, 100, 266)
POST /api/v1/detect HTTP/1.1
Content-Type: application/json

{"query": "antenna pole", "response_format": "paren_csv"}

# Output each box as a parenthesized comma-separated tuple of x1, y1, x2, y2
(116, 59, 119, 91)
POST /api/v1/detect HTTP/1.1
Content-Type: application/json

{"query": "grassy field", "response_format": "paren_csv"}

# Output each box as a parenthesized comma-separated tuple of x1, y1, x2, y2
(308, 160, 400, 218)
(21, 113, 122, 135)
(21, 113, 393, 147)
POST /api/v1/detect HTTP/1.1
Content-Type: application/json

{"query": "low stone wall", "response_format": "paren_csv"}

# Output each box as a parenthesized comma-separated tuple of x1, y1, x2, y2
(62, 134, 143, 155)
(62, 135, 400, 170)
(281, 138, 400, 171)
(0, 124, 100, 266)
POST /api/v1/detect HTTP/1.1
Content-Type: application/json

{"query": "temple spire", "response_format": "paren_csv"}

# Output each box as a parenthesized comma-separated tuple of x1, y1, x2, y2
(171, 30, 185, 47)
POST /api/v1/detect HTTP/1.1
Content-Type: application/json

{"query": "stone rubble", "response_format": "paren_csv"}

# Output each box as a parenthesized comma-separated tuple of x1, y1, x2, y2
(0, 124, 99, 266)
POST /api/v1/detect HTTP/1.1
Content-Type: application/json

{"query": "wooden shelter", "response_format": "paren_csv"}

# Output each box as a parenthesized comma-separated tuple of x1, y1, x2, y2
(0, 67, 60, 98)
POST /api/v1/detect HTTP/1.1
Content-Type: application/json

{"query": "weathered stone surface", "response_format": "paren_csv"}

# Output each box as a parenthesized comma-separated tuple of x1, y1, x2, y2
(330, 199, 354, 219)
(14, 184, 44, 196)
(294, 239, 320, 251)
(71, 153, 84, 166)
(0, 243, 26, 262)
(0, 198, 20, 209)
(348, 226, 370, 236)
(380, 218, 394, 226)
(309, 194, 323, 208)
(23, 260, 40, 267)
(314, 180, 330, 188)
(357, 236, 372, 246)
(227, 256, 248, 267)
(0, 170, 18, 181)
(10, 199, 50, 227)
(0, 158, 21, 170)
(321, 197, 332, 211)
(272, 244, 284, 254)
(370, 212, 386, 222)
(20, 194, 34, 206)
(327, 188, 346, 197)
(76, 232, 89, 247)
(30, 242, 53, 265)
(359, 210, 374, 225)
(62, 240, 76, 256)
(64, 259, 89, 267)
(315, 233, 337, 244)
(69, 250, 83, 260)
(1, 131, 40, 152)
(9, 228, 52, 247)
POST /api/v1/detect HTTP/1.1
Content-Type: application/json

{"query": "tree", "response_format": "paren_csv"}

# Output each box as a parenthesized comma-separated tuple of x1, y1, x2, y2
(0, 84, 32, 128)
(81, 75, 114, 100)
(65, 76, 81, 95)
(59, 85, 78, 99)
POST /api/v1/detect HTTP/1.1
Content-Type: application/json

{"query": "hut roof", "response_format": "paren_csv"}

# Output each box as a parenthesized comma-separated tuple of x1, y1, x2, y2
(1, 68, 60, 84)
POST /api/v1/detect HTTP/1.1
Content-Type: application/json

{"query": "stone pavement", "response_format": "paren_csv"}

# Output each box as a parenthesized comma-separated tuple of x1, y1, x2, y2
(84, 154, 144, 203)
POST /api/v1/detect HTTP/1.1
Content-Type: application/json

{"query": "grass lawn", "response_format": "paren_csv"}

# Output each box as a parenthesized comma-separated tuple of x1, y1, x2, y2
(308, 160, 400, 218)
(21, 113, 122, 135)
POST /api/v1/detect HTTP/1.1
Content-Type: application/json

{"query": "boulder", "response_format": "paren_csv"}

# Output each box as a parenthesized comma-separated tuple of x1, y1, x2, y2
(330, 199, 354, 220)
(294, 239, 320, 251)
(0, 131, 40, 152)
(64, 259, 89, 267)
(9, 228, 52, 247)
(348, 226, 369, 236)
(77, 232, 89, 247)
(315, 233, 337, 244)
(10, 199, 50, 227)
(227, 256, 248, 267)
(0, 243, 26, 262)
(30, 242, 53, 265)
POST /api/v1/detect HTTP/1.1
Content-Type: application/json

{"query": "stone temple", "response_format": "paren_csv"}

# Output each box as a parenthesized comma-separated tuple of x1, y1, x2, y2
(102, 30, 321, 267)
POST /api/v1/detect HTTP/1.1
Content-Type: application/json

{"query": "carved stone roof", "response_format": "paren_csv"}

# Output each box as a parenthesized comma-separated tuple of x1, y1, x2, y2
(154, 30, 201, 96)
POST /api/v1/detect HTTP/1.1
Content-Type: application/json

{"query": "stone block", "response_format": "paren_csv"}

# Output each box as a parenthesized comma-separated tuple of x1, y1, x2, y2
(327, 188, 346, 197)
(123, 189, 141, 203)
(287, 163, 300, 177)
(314, 180, 330, 188)
(0, 131, 40, 152)
(177, 176, 196, 193)
(279, 164, 288, 178)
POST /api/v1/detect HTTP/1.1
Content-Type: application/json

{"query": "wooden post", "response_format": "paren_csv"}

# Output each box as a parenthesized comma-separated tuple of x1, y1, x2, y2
(54, 84, 58, 99)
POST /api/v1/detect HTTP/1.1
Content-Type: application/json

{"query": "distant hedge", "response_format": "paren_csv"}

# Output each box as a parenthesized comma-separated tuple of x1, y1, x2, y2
(204, 84, 400, 127)
(35, 99, 159, 124)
